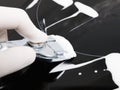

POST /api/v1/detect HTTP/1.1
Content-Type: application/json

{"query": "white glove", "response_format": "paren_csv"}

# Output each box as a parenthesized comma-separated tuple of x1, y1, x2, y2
(0, 6, 48, 78)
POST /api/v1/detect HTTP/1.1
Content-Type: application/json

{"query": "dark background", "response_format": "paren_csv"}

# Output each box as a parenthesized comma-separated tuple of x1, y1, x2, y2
(0, 0, 120, 90)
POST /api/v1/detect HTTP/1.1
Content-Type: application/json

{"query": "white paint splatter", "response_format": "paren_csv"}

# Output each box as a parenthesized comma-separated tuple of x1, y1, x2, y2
(78, 72, 82, 76)
(45, 1, 99, 31)
(103, 69, 107, 71)
(94, 70, 98, 73)
(52, 0, 73, 10)
(56, 71, 65, 79)
(105, 53, 120, 90)
(26, 0, 39, 9)
(74, 2, 99, 18)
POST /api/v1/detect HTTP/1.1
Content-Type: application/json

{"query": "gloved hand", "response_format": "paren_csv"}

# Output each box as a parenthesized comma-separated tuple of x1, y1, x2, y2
(0, 6, 48, 78)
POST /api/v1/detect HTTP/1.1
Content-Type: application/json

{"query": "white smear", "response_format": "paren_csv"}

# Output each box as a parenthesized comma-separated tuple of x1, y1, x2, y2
(26, 0, 39, 9)
(45, 1, 99, 32)
(74, 2, 99, 18)
(56, 71, 65, 79)
(52, 0, 73, 10)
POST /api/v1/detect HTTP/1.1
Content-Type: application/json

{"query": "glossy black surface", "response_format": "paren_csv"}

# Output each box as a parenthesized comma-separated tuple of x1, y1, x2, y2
(0, 0, 119, 90)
